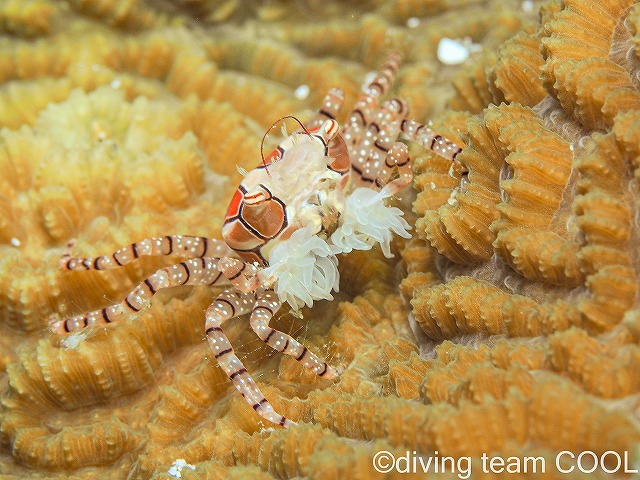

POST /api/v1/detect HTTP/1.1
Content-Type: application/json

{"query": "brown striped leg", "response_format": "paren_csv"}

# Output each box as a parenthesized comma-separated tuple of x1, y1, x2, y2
(249, 289, 340, 380)
(377, 142, 411, 196)
(60, 236, 233, 271)
(343, 92, 374, 151)
(306, 87, 344, 131)
(363, 52, 400, 100)
(349, 97, 409, 189)
(50, 257, 229, 334)
(401, 118, 464, 163)
(217, 258, 263, 293)
(349, 123, 376, 186)
(367, 99, 408, 180)
(343, 52, 401, 149)
(205, 289, 295, 428)
(358, 124, 400, 189)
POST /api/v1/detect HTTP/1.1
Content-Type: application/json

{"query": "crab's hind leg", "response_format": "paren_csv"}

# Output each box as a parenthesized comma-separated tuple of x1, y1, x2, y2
(249, 289, 340, 380)
(60, 236, 233, 271)
(205, 289, 296, 428)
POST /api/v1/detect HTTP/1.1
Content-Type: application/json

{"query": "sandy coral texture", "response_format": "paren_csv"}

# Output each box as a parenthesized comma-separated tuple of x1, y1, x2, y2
(0, 0, 639, 478)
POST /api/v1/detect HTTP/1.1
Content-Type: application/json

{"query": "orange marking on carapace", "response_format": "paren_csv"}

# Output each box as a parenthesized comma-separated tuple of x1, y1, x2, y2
(225, 188, 244, 220)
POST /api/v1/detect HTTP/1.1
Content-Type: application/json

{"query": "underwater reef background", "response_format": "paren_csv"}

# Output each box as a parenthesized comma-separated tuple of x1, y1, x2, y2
(0, 0, 639, 478)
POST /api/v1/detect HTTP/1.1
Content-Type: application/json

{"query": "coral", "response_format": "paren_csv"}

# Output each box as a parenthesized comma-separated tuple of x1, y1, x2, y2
(540, 0, 640, 130)
(406, 0, 640, 476)
(1, 0, 639, 479)
(0, 0, 57, 37)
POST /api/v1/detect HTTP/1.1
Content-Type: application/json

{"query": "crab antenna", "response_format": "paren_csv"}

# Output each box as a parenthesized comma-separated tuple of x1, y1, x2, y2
(260, 115, 313, 177)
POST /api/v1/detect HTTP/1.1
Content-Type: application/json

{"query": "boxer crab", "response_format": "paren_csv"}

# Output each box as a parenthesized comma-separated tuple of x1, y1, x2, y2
(50, 53, 462, 427)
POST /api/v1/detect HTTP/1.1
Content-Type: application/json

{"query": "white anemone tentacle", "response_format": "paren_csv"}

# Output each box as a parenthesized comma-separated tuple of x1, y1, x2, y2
(262, 224, 340, 311)
(330, 187, 411, 258)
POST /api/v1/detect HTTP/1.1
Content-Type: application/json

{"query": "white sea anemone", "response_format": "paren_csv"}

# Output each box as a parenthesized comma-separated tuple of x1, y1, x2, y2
(330, 187, 411, 258)
(262, 224, 340, 311)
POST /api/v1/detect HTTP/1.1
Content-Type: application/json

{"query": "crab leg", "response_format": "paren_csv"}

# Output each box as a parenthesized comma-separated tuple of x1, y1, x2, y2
(306, 87, 344, 130)
(205, 289, 295, 428)
(315, 115, 350, 174)
(249, 289, 339, 379)
(216, 258, 263, 292)
(50, 257, 228, 333)
(350, 97, 408, 188)
(338, 51, 464, 165)
(343, 52, 401, 147)
(49, 256, 262, 334)
(400, 118, 463, 163)
(60, 236, 233, 271)
(378, 143, 412, 196)
(364, 51, 400, 99)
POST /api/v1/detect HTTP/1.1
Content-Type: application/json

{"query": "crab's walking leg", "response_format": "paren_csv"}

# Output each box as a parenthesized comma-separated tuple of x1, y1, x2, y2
(306, 87, 344, 131)
(249, 289, 340, 380)
(401, 119, 464, 163)
(309, 115, 350, 175)
(216, 258, 263, 293)
(205, 289, 295, 428)
(60, 236, 233, 271)
(343, 52, 401, 147)
(367, 51, 401, 98)
(378, 143, 412, 196)
(350, 97, 409, 188)
(50, 257, 235, 334)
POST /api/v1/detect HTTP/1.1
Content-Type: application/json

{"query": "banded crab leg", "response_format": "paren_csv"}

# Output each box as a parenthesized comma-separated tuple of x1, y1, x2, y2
(205, 288, 295, 428)
(343, 52, 464, 165)
(49, 257, 259, 334)
(60, 235, 233, 271)
(350, 97, 409, 188)
(306, 88, 351, 175)
(249, 289, 340, 380)
(377, 143, 411, 196)
(401, 118, 463, 163)
(343, 52, 401, 149)
(306, 87, 345, 131)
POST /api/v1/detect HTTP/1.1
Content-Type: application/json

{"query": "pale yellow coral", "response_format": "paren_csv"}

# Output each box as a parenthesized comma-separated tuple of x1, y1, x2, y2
(0, 0, 57, 37)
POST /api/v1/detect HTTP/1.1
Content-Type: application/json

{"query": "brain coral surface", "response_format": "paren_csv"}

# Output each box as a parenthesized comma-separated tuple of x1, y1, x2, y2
(0, 0, 639, 479)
